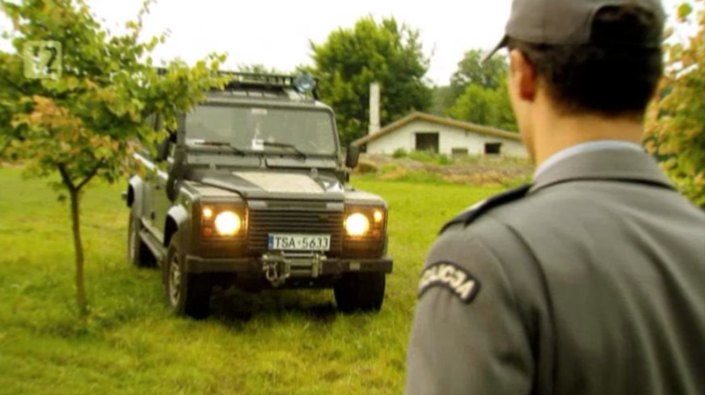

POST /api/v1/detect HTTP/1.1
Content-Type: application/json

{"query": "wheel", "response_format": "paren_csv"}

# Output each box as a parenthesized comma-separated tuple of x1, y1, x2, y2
(164, 233, 212, 319)
(334, 272, 386, 313)
(127, 213, 156, 268)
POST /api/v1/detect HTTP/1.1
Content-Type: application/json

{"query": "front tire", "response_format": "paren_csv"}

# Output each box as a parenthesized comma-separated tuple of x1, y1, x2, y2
(127, 213, 156, 268)
(334, 272, 386, 313)
(164, 233, 212, 319)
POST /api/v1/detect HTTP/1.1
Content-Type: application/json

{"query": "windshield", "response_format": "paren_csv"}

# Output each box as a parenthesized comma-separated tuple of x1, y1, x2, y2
(184, 104, 338, 155)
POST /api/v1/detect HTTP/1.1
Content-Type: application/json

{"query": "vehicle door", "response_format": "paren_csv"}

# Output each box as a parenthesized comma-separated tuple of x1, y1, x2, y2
(152, 126, 177, 244)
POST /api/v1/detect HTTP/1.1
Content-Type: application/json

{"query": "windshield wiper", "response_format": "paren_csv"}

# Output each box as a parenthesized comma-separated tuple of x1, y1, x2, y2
(191, 140, 246, 156)
(262, 141, 307, 159)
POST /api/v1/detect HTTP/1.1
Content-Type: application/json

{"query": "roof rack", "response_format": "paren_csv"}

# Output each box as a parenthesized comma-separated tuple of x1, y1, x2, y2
(221, 72, 319, 100)
(155, 68, 319, 99)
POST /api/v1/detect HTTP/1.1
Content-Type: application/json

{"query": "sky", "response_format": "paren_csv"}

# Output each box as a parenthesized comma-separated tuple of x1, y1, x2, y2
(0, 0, 686, 85)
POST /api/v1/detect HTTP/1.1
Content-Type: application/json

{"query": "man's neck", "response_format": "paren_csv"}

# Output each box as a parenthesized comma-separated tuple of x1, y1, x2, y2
(530, 112, 644, 168)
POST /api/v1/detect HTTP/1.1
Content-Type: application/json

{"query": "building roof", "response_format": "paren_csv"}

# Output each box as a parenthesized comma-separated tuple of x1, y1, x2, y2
(351, 112, 521, 147)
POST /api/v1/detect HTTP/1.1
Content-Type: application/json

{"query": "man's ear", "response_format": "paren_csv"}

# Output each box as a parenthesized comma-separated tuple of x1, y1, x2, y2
(509, 49, 538, 102)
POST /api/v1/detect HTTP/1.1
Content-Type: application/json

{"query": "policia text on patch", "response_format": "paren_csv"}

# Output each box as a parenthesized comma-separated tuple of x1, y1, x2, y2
(418, 262, 480, 304)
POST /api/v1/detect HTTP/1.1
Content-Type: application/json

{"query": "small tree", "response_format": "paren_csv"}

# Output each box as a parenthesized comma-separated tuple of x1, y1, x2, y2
(310, 17, 432, 146)
(443, 49, 517, 131)
(449, 49, 508, 97)
(447, 79, 517, 131)
(0, 0, 229, 318)
(646, 1, 705, 207)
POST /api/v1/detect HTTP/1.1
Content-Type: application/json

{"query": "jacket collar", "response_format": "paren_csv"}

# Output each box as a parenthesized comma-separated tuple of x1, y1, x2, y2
(531, 147, 674, 194)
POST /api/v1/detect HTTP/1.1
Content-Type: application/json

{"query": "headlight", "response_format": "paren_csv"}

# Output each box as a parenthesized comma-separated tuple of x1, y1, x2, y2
(214, 211, 242, 236)
(345, 213, 370, 237)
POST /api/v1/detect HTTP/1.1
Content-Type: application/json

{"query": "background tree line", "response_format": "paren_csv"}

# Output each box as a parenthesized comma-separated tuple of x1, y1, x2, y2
(432, 49, 516, 131)
(236, 6, 704, 205)
(306, 20, 516, 146)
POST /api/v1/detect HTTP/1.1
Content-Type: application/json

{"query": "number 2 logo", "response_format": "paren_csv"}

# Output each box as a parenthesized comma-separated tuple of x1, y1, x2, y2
(23, 41, 62, 79)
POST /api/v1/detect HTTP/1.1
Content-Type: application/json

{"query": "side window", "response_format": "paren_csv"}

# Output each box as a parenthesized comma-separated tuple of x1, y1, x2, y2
(155, 115, 178, 162)
(176, 114, 186, 137)
(138, 114, 158, 159)
(145, 114, 157, 130)
(167, 132, 177, 160)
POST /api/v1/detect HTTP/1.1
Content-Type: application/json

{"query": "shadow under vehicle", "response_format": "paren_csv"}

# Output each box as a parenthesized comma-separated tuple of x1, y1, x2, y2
(124, 73, 392, 319)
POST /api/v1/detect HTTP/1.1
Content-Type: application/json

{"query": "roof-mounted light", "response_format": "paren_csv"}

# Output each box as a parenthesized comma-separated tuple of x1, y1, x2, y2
(294, 74, 316, 94)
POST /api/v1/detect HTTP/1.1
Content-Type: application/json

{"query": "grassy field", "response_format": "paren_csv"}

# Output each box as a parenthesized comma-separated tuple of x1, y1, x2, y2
(0, 166, 502, 395)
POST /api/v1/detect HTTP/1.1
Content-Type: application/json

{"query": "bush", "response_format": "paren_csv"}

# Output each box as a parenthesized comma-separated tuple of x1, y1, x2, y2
(408, 151, 453, 166)
(392, 148, 408, 158)
(376, 163, 448, 184)
(437, 155, 453, 166)
(356, 159, 378, 174)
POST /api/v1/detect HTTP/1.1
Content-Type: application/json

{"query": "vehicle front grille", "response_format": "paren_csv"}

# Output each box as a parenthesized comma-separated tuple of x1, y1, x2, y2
(248, 208, 343, 254)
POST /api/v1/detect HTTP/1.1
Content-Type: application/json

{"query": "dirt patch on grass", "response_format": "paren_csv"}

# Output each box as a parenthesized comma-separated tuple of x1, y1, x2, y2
(357, 154, 533, 186)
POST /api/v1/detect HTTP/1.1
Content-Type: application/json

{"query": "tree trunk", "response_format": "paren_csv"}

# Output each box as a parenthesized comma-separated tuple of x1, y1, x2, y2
(69, 188, 88, 318)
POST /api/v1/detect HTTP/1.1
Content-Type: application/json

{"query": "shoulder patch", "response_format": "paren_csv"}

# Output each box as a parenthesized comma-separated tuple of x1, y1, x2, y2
(440, 184, 531, 234)
(418, 261, 481, 304)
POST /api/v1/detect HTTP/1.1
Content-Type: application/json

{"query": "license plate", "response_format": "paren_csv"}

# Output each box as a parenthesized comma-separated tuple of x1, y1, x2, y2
(268, 234, 331, 251)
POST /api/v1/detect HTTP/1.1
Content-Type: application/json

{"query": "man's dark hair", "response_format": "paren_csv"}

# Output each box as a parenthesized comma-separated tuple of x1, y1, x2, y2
(507, 5, 663, 119)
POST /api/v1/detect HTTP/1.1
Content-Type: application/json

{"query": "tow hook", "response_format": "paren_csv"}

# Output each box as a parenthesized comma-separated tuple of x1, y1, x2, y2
(263, 259, 290, 287)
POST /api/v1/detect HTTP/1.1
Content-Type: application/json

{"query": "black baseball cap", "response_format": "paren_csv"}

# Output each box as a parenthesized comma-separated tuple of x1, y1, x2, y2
(484, 0, 666, 61)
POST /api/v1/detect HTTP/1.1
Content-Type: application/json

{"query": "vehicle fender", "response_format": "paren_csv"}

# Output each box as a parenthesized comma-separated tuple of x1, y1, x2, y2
(164, 204, 190, 248)
(127, 176, 144, 210)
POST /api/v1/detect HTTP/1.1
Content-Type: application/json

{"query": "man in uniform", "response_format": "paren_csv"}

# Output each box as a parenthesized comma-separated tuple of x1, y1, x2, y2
(405, 0, 705, 394)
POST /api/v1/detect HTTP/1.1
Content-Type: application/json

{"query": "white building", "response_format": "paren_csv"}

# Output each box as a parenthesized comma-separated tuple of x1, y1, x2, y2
(352, 112, 528, 158)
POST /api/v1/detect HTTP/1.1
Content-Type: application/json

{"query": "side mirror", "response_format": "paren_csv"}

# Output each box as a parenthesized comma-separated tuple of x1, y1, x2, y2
(166, 146, 186, 202)
(345, 145, 360, 169)
(156, 139, 170, 162)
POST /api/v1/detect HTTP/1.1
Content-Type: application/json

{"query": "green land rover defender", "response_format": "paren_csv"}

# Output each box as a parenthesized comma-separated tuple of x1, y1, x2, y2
(125, 73, 392, 318)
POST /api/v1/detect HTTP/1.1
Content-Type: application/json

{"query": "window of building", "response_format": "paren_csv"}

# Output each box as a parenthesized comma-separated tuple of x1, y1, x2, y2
(484, 142, 502, 155)
(415, 132, 439, 153)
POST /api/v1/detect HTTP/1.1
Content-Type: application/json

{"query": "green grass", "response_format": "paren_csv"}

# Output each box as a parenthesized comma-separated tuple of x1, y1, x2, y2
(0, 166, 502, 395)
(406, 150, 453, 165)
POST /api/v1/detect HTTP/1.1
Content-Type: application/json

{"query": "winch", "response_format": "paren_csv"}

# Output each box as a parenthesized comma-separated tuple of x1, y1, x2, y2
(261, 252, 326, 287)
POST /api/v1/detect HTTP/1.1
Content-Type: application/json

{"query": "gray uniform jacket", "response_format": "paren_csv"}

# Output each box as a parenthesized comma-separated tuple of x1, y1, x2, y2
(406, 147, 705, 395)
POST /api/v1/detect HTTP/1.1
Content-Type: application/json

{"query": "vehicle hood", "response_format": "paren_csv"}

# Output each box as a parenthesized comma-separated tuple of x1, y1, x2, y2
(197, 170, 346, 201)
